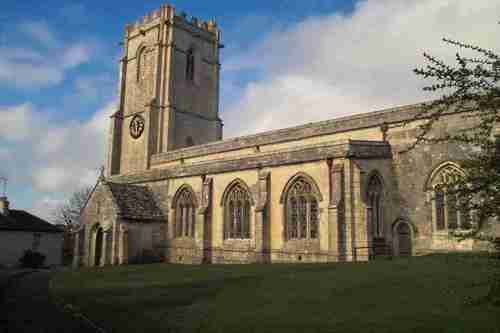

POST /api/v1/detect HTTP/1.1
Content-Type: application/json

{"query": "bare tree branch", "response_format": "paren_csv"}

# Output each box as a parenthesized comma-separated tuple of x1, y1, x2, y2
(51, 186, 92, 229)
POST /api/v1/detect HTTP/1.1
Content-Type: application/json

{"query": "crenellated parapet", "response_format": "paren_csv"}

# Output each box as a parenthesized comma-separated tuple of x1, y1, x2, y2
(125, 4, 220, 40)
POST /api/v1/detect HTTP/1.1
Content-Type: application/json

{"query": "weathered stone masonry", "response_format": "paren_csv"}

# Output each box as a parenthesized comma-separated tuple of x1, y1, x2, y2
(76, 4, 498, 267)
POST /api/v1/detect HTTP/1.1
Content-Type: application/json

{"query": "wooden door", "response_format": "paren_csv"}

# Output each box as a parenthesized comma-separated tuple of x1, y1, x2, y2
(397, 223, 412, 256)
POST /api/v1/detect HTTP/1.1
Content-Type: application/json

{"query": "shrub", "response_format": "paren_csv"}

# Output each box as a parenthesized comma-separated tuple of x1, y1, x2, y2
(19, 249, 46, 269)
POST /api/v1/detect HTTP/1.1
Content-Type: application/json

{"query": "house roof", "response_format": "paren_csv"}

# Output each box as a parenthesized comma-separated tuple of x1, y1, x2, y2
(0, 210, 63, 233)
(107, 182, 164, 220)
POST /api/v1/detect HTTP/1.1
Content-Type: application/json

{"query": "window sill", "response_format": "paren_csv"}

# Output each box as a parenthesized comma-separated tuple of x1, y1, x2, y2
(172, 236, 196, 240)
(284, 239, 320, 251)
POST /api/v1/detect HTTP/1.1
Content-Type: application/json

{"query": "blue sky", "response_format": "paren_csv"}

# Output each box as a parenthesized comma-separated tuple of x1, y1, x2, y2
(0, 0, 499, 220)
(0, 0, 355, 113)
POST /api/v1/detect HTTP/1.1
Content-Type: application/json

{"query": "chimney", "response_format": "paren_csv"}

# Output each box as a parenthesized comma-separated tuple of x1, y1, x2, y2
(0, 196, 9, 216)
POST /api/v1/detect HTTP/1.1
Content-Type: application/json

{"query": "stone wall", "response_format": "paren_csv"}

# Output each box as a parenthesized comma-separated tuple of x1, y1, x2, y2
(385, 111, 489, 253)
(126, 153, 395, 264)
(80, 184, 119, 266)
(108, 108, 500, 263)
(108, 5, 223, 176)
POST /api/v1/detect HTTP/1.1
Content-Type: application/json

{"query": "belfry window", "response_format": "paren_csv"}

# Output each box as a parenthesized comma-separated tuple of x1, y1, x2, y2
(137, 47, 148, 83)
(186, 49, 195, 82)
(367, 174, 384, 238)
(285, 176, 320, 240)
(174, 187, 196, 238)
(224, 182, 251, 239)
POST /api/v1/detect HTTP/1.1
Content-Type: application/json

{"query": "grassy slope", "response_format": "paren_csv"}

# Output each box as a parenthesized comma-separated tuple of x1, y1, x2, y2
(52, 254, 500, 333)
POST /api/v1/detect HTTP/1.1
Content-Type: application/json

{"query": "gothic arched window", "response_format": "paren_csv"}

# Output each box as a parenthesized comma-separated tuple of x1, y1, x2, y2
(367, 174, 384, 238)
(284, 176, 320, 240)
(426, 162, 472, 231)
(435, 186, 446, 230)
(186, 48, 195, 82)
(224, 182, 251, 239)
(136, 46, 148, 83)
(174, 187, 196, 238)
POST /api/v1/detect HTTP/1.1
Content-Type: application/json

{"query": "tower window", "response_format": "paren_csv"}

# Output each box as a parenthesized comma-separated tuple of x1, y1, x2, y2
(137, 47, 148, 83)
(186, 49, 195, 82)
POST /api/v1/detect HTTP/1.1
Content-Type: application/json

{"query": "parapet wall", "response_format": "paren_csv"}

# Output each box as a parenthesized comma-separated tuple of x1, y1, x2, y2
(125, 4, 219, 38)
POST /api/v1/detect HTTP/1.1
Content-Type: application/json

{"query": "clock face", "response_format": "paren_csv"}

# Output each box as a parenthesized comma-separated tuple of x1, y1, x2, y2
(130, 114, 145, 139)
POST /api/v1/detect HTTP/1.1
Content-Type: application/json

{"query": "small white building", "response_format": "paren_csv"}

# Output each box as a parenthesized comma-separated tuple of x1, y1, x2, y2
(0, 196, 63, 268)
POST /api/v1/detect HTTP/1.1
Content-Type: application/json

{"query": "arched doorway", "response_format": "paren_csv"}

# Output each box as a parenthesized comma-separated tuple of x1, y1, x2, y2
(94, 227, 104, 266)
(392, 220, 413, 257)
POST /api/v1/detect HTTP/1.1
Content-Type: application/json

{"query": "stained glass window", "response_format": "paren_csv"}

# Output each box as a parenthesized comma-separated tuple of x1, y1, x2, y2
(310, 200, 318, 239)
(430, 163, 471, 231)
(367, 175, 383, 237)
(290, 198, 298, 239)
(285, 176, 320, 240)
(225, 183, 251, 239)
(435, 188, 445, 231)
(174, 188, 196, 238)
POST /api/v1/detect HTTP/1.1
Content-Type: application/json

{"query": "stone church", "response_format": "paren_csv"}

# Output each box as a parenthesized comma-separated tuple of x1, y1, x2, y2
(74, 4, 496, 267)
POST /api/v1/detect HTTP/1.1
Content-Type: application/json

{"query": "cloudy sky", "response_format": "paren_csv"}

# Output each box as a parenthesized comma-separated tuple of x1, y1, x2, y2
(0, 0, 499, 221)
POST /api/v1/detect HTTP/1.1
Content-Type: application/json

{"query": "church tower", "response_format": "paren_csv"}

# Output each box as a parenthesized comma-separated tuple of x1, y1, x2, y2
(107, 5, 223, 175)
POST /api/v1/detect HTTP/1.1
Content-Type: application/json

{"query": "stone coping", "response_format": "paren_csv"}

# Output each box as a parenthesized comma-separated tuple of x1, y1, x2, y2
(110, 140, 391, 184)
(152, 103, 422, 165)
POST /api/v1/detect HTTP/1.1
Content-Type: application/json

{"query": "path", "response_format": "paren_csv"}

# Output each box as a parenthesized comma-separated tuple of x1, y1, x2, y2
(0, 271, 99, 333)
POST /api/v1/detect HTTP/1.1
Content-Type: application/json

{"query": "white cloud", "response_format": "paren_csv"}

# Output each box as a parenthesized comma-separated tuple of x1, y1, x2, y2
(0, 22, 94, 88)
(30, 196, 65, 223)
(0, 99, 116, 199)
(0, 60, 64, 88)
(72, 74, 115, 102)
(221, 0, 500, 137)
(0, 104, 38, 141)
(32, 167, 71, 192)
(18, 21, 59, 48)
(62, 43, 92, 69)
(3, 0, 500, 217)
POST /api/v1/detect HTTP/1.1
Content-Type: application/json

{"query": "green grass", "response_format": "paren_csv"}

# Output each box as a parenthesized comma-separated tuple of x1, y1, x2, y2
(51, 254, 500, 333)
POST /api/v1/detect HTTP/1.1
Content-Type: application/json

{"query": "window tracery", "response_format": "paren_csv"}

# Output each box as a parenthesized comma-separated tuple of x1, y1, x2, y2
(174, 187, 196, 238)
(367, 174, 384, 238)
(224, 183, 251, 239)
(137, 47, 148, 83)
(435, 187, 446, 230)
(285, 176, 320, 240)
(427, 163, 472, 231)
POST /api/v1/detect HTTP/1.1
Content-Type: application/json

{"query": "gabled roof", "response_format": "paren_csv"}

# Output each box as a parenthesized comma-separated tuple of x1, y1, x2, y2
(106, 182, 164, 220)
(0, 210, 63, 233)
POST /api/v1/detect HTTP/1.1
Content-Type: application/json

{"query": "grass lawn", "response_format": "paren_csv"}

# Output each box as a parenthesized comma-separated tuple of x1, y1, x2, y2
(51, 254, 500, 333)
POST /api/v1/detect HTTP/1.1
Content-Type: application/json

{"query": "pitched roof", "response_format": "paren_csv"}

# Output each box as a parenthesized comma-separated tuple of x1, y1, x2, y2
(107, 182, 164, 220)
(0, 210, 63, 233)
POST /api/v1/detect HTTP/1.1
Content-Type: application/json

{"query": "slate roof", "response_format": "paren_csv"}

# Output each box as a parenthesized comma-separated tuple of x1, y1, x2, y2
(106, 182, 164, 220)
(0, 210, 63, 233)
